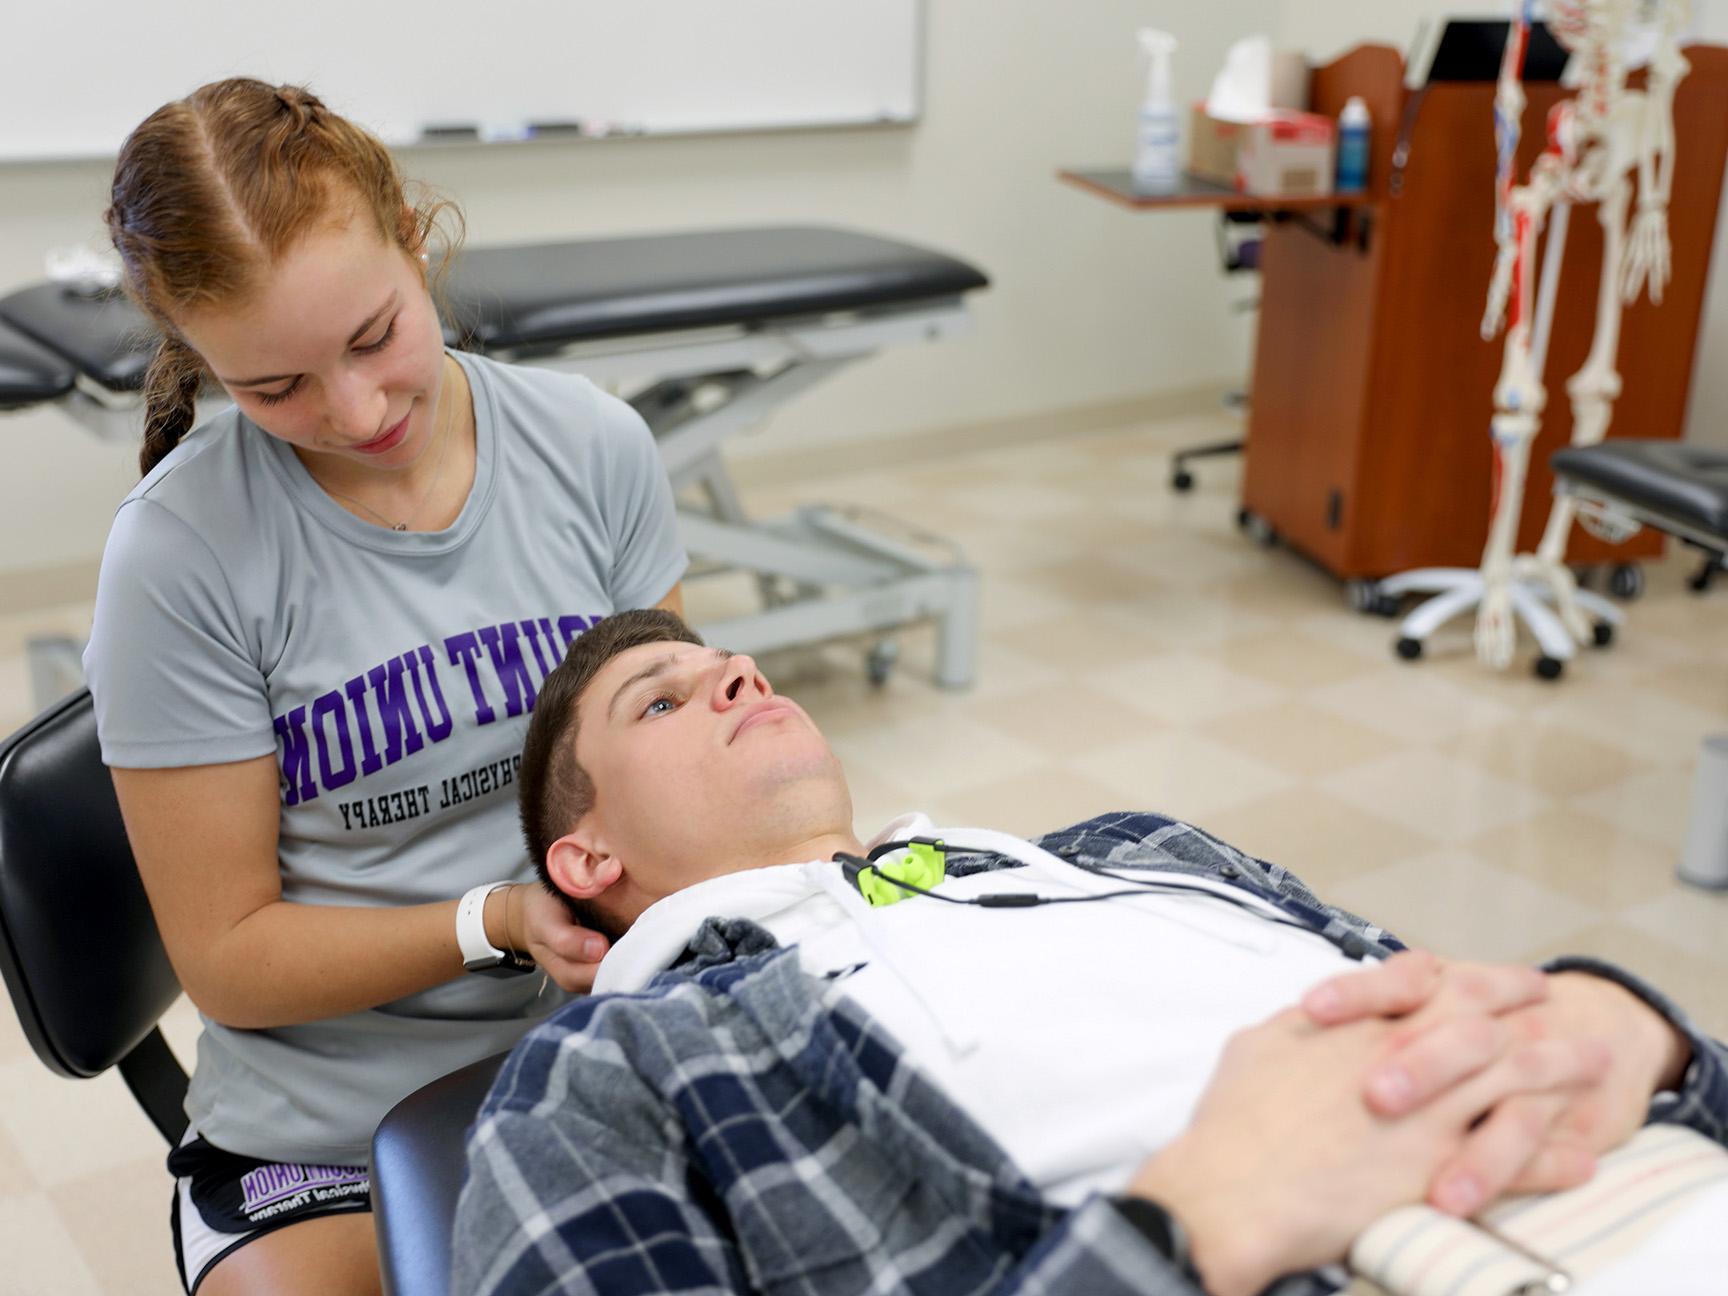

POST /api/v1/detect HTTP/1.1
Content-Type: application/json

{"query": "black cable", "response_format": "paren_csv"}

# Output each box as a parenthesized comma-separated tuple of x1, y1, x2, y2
(1065, 859, 1319, 937)
(865, 835, 984, 864)
(845, 847, 1290, 913)
(842, 843, 1379, 961)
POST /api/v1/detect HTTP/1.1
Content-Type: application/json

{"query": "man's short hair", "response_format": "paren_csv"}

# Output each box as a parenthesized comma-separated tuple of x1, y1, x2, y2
(518, 609, 705, 936)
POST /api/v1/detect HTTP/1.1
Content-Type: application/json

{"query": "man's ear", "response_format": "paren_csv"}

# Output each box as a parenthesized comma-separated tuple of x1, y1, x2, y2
(545, 824, 624, 901)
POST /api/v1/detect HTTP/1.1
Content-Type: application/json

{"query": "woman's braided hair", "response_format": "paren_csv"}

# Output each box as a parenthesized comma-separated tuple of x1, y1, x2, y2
(105, 79, 464, 475)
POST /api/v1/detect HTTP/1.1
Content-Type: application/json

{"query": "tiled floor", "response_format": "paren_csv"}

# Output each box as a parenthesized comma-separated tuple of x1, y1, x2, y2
(2, 407, 1725, 1293)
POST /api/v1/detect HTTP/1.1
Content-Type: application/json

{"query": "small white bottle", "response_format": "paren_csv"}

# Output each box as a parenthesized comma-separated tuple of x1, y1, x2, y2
(1336, 95, 1371, 193)
(1132, 29, 1180, 193)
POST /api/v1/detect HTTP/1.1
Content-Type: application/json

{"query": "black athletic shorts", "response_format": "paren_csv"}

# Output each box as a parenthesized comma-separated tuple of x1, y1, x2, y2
(167, 1131, 371, 1293)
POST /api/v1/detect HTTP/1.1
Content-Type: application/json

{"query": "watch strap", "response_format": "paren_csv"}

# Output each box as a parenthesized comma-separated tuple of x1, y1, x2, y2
(457, 882, 534, 972)
(1109, 1195, 1204, 1286)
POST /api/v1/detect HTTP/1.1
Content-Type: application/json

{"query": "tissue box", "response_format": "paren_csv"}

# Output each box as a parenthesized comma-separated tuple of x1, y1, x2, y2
(1187, 107, 1246, 187)
(1236, 111, 1335, 197)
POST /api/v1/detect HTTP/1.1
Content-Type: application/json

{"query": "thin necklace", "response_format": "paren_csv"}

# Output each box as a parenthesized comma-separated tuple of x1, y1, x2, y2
(320, 358, 462, 532)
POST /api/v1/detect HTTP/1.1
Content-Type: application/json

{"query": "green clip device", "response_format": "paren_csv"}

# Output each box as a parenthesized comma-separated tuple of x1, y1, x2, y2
(856, 838, 947, 907)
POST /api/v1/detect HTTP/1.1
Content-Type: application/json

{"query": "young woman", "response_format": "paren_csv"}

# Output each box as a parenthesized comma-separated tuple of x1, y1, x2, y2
(85, 78, 687, 1294)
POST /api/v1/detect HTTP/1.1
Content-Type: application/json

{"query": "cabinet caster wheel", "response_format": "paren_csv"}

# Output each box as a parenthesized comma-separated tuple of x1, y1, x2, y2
(1171, 469, 1195, 492)
(1534, 655, 1564, 681)
(1591, 621, 1614, 648)
(1235, 507, 1252, 532)
(1608, 564, 1644, 600)
(866, 640, 898, 688)
(1347, 581, 1398, 617)
(1395, 636, 1423, 661)
(1241, 512, 1277, 547)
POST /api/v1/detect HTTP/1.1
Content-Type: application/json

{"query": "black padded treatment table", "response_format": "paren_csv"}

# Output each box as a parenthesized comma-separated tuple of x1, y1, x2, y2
(1551, 440, 1728, 890)
(1, 226, 990, 694)
(0, 316, 75, 411)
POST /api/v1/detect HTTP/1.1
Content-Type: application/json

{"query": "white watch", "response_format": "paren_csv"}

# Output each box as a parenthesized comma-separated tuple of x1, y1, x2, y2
(457, 882, 535, 977)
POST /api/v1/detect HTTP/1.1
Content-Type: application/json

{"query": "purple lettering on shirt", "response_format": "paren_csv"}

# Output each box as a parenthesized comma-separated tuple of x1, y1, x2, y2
(443, 632, 497, 726)
(477, 624, 536, 718)
(342, 675, 383, 778)
(368, 654, 427, 765)
(518, 619, 556, 683)
(310, 690, 357, 791)
(407, 645, 454, 743)
(557, 615, 592, 652)
(273, 706, 317, 806)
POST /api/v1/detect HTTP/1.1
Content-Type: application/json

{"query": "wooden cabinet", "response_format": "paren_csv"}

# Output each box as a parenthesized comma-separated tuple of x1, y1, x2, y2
(1242, 44, 1728, 578)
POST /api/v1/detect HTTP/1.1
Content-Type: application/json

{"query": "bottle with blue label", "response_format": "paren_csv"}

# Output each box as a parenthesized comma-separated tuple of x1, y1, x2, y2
(1336, 95, 1371, 193)
(1132, 28, 1180, 193)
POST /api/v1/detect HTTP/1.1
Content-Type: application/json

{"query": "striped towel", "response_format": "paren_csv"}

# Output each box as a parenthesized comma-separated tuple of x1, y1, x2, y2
(1349, 1124, 1728, 1296)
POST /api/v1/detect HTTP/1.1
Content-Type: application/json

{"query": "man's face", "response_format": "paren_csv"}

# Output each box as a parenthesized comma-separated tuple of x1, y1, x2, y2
(570, 641, 852, 911)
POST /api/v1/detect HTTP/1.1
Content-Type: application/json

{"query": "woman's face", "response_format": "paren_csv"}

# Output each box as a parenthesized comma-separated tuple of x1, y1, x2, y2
(176, 209, 449, 476)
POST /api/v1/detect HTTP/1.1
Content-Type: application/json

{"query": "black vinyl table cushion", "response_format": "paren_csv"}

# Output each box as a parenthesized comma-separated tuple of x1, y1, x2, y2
(372, 1050, 507, 1296)
(0, 282, 154, 394)
(0, 226, 988, 397)
(441, 225, 988, 351)
(0, 317, 77, 408)
(1552, 441, 1728, 542)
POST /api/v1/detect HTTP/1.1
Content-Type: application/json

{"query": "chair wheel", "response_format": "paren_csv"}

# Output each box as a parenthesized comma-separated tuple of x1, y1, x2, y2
(1608, 564, 1644, 600)
(1395, 636, 1422, 661)
(865, 640, 898, 687)
(1591, 621, 1614, 648)
(1534, 655, 1564, 680)
(1235, 507, 1252, 531)
(1171, 469, 1195, 492)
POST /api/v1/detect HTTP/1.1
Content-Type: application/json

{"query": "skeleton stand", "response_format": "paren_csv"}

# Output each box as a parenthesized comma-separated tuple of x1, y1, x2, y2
(1375, 195, 1626, 680)
(1364, 1, 1686, 680)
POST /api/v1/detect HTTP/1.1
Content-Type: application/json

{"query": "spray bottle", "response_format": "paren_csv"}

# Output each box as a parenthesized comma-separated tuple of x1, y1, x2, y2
(1132, 29, 1180, 193)
(1335, 95, 1371, 193)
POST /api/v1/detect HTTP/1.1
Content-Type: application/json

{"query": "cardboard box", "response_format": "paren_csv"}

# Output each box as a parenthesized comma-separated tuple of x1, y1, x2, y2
(1187, 106, 1246, 187)
(1236, 111, 1335, 197)
(1189, 43, 1311, 189)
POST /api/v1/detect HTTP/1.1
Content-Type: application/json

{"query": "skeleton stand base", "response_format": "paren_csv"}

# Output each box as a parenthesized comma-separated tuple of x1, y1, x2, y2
(1372, 563, 1624, 679)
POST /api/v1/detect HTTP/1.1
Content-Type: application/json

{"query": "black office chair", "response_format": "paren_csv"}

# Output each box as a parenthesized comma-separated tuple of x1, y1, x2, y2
(1170, 210, 1262, 493)
(373, 1050, 508, 1296)
(0, 689, 510, 1295)
(0, 688, 189, 1144)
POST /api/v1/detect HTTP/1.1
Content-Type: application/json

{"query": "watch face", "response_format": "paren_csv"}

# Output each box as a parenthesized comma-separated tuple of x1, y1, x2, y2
(465, 951, 538, 978)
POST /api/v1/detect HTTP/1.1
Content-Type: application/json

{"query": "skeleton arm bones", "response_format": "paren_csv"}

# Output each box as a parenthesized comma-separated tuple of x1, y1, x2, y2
(1622, 0, 1689, 303)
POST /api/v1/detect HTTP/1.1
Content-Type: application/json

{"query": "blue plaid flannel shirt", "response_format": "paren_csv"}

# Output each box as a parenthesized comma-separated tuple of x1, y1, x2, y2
(452, 812, 1728, 1296)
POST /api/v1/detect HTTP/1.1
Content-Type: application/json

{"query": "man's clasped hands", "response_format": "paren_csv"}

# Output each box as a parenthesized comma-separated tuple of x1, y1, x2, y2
(1131, 950, 1694, 1296)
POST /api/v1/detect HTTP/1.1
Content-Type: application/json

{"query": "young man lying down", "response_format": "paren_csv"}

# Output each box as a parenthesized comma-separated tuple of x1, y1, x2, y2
(452, 610, 1727, 1296)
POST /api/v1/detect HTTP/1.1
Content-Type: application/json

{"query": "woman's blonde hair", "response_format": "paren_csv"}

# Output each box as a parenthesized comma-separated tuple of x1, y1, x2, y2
(105, 78, 464, 475)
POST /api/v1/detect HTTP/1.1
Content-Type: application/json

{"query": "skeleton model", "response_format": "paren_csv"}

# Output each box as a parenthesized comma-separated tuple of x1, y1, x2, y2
(1370, 0, 1689, 679)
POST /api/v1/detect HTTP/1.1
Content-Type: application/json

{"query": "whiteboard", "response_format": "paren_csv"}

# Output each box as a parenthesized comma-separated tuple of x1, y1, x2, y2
(1, 0, 922, 162)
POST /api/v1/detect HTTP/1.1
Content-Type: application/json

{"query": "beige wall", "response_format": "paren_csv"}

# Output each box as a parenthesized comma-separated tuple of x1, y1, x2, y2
(0, 0, 1273, 593)
(8, 0, 1720, 602)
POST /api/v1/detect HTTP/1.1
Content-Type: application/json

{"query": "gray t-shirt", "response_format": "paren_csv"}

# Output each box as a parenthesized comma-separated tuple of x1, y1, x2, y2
(83, 350, 686, 1164)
